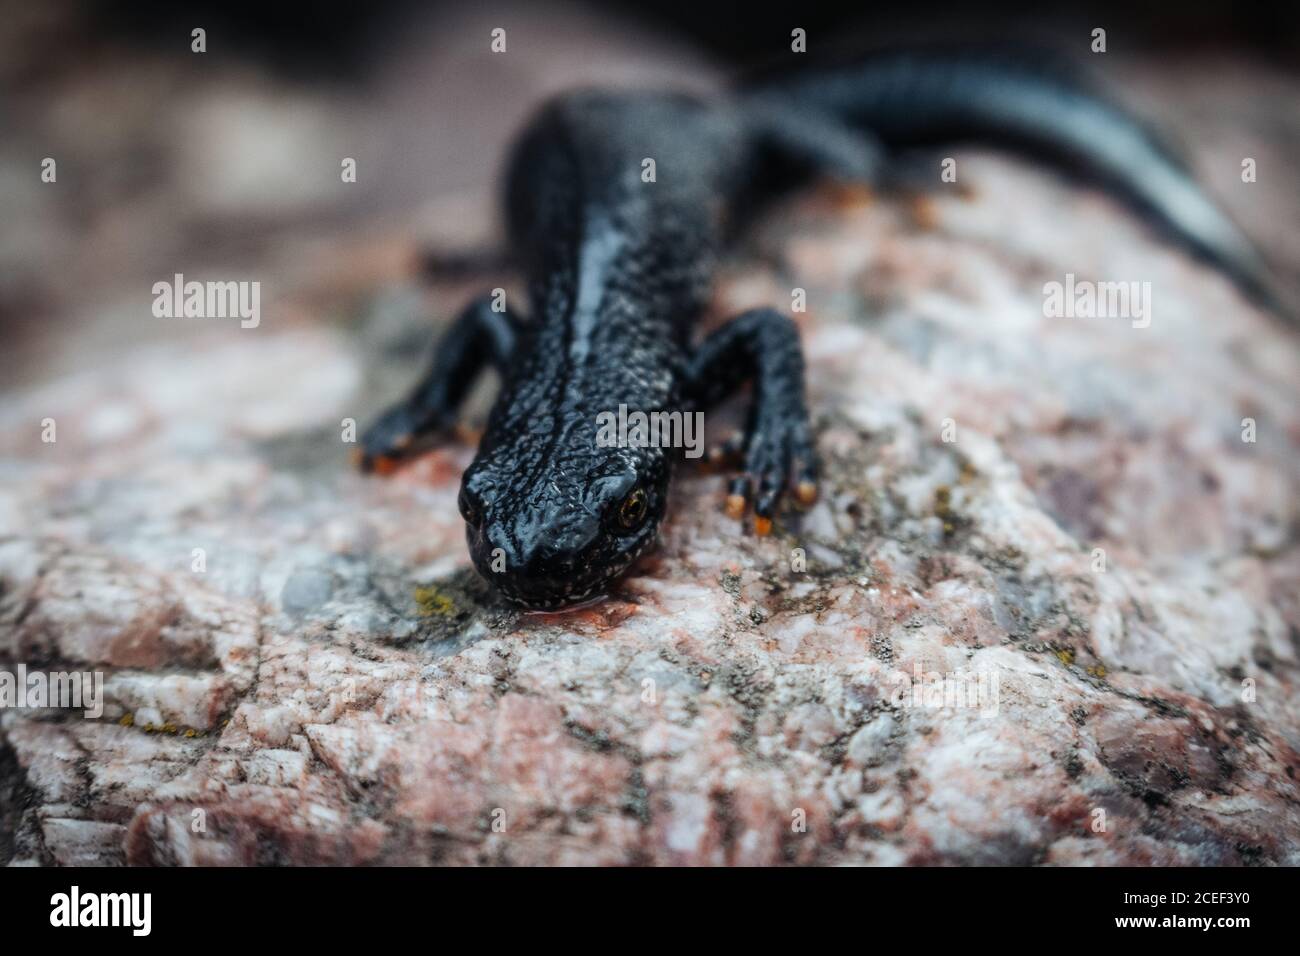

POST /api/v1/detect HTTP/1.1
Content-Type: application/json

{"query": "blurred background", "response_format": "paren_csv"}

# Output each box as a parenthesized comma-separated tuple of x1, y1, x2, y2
(2, 0, 1298, 389)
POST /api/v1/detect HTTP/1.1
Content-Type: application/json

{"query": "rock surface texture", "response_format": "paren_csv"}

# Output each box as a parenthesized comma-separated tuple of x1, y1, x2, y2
(1, 19, 1298, 865)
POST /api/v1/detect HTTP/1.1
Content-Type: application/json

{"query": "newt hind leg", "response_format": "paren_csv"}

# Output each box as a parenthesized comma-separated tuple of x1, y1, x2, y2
(743, 93, 886, 188)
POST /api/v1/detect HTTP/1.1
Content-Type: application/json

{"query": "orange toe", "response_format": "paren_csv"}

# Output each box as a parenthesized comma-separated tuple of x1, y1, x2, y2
(795, 481, 818, 506)
(372, 455, 400, 476)
(909, 195, 940, 230)
(453, 424, 483, 444)
(829, 181, 875, 210)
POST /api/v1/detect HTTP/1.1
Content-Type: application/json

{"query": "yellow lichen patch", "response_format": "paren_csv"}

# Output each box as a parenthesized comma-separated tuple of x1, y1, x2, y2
(1055, 648, 1076, 666)
(124, 714, 206, 738)
(414, 585, 457, 617)
(934, 485, 957, 536)
(1086, 664, 1108, 679)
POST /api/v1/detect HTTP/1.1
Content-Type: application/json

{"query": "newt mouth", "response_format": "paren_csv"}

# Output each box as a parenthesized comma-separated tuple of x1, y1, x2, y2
(476, 538, 653, 610)
(496, 584, 610, 612)
(487, 565, 622, 610)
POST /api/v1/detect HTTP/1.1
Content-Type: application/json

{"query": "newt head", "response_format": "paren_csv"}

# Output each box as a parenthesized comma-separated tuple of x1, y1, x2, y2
(457, 415, 669, 610)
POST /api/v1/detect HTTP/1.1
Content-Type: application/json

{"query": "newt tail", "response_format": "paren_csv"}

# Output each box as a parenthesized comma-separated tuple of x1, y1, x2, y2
(744, 48, 1285, 314)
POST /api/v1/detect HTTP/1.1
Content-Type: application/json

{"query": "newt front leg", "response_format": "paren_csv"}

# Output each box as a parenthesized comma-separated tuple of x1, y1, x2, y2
(357, 292, 520, 473)
(684, 307, 819, 536)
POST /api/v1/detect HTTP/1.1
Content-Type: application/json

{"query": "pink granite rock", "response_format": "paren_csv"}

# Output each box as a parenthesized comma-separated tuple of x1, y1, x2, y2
(1, 9, 1298, 867)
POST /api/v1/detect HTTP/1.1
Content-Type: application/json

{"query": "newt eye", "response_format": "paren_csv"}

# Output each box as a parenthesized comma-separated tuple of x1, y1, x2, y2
(458, 487, 481, 527)
(616, 487, 648, 531)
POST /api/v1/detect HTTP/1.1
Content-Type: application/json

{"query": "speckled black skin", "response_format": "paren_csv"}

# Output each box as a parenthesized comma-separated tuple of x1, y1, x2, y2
(360, 54, 1274, 609)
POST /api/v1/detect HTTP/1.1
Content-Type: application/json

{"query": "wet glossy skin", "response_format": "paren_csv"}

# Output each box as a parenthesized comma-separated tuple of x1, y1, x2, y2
(459, 93, 755, 608)
(360, 54, 1276, 610)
